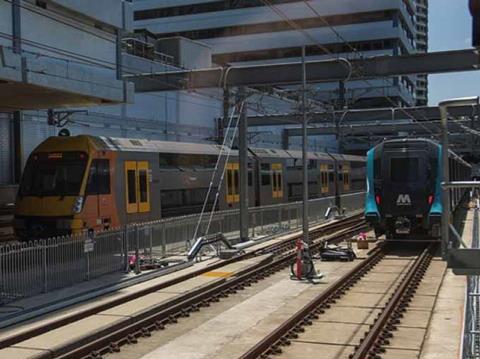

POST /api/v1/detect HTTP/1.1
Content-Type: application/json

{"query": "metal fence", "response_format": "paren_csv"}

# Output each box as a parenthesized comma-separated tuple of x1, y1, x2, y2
(463, 208, 480, 358)
(0, 192, 365, 305)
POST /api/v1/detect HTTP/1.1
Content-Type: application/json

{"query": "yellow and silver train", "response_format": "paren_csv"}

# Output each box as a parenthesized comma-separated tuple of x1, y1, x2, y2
(14, 135, 366, 239)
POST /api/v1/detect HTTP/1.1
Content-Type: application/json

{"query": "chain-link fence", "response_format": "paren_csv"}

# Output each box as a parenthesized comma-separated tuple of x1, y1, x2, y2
(0, 192, 365, 305)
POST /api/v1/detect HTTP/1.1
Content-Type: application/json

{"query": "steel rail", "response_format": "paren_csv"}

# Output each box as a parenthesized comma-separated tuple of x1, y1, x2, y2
(52, 222, 367, 359)
(240, 245, 385, 359)
(0, 214, 365, 351)
(350, 243, 437, 359)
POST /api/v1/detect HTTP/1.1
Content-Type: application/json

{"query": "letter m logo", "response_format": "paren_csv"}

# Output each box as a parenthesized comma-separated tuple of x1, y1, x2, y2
(396, 194, 412, 206)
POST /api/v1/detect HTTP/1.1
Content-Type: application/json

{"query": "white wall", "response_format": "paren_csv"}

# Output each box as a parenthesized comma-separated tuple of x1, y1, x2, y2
(51, 0, 132, 30)
(202, 22, 403, 55)
(21, 2, 117, 71)
(136, 0, 414, 34)
(0, 1, 12, 48)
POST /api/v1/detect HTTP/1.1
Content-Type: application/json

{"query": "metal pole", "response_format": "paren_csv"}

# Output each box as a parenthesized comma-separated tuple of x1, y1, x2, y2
(239, 87, 249, 242)
(282, 129, 289, 150)
(439, 97, 480, 259)
(43, 240, 47, 293)
(123, 225, 129, 273)
(440, 106, 450, 259)
(302, 46, 309, 244)
(13, 111, 23, 184)
(219, 87, 229, 144)
(134, 225, 141, 274)
(11, 0, 21, 54)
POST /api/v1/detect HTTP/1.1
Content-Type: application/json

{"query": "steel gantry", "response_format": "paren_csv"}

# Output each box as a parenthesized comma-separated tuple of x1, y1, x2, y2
(246, 104, 480, 127)
(129, 48, 480, 243)
(128, 49, 480, 91)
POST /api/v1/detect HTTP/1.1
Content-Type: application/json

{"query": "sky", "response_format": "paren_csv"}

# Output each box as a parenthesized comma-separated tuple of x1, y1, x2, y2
(428, 0, 480, 105)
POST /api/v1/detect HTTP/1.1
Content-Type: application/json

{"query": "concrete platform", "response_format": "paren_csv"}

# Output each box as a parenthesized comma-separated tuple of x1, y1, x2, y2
(418, 209, 474, 359)
(109, 243, 375, 359)
(101, 212, 471, 359)
(0, 252, 272, 357)
(0, 215, 345, 328)
(0, 218, 370, 359)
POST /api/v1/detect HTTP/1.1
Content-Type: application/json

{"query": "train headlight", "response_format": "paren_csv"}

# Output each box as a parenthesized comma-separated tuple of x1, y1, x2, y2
(72, 196, 84, 214)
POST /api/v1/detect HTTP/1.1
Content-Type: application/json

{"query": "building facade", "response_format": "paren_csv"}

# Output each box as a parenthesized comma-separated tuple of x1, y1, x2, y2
(0, 0, 134, 186)
(0, 0, 431, 188)
(134, 0, 428, 109)
(415, 0, 429, 106)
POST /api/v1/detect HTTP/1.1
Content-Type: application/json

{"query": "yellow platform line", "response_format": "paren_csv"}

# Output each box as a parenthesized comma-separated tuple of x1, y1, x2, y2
(201, 271, 233, 278)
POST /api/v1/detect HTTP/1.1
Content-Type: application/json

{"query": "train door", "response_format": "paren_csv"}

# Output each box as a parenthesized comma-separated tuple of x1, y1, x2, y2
(125, 161, 151, 215)
(382, 153, 427, 217)
(226, 163, 240, 206)
(85, 159, 113, 230)
(320, 164, 329, 195)
(272, 163, 283, 199)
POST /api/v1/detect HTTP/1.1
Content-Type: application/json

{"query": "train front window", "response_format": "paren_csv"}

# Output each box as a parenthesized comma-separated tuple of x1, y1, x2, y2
(20, 152, 87, 197)
(390, 158, 419, 183)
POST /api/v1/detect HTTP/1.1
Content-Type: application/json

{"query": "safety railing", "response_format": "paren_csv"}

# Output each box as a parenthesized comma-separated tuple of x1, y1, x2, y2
(463, 208, 480, 358)
(0, 192, 365, 305)
(122, 38, 175, 66)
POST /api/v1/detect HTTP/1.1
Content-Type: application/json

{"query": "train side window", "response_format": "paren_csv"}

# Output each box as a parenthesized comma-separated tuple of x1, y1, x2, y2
(138, 161, 151, 213)
(320, 164, 329, 193)
(248, 163, 253, 186)
(125, 161, 138, 213)
(261, 163, 271, 186)
(277, 172, 283, 198)
(272, 171, 278, 197)
(343, 164, 350, 191)
(227, 169, 234, 196)
(127, 171, 136, 203)
(233, 170, 240, 195)
(139, 171, 148, 202)
(87, 159, 111, 195)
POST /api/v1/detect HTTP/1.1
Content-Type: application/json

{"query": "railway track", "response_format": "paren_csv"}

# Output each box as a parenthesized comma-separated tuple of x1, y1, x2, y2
(240, 242, 438, 359)
(0, 215, 367, 358)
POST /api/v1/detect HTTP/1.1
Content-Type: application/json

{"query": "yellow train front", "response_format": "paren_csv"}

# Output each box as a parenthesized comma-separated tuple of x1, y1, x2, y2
(14, 135, 366, 240)
(14, 136, 121, 238)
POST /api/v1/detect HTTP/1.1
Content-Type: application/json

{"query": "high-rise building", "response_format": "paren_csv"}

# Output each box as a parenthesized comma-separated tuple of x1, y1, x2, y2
(415, 0, 429, 106)
(133, 0, 427, 109)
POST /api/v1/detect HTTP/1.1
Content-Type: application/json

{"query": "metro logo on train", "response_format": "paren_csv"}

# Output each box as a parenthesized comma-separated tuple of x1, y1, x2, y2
(396, 194, 412, 206)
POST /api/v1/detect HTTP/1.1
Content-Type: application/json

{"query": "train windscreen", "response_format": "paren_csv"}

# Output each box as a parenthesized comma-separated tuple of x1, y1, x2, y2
(19, 152, 88, 197)
(390, 157, 419, 183)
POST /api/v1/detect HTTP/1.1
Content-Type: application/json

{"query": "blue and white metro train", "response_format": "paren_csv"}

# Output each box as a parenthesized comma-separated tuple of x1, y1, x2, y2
(365, 138, 471, 239)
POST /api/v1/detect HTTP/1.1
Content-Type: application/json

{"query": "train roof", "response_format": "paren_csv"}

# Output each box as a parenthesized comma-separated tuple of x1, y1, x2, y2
(99, 136, 229, 156)
(249, 147, 291, 158)
(371, 138, 471, 168)
(35, 135, 366, 162)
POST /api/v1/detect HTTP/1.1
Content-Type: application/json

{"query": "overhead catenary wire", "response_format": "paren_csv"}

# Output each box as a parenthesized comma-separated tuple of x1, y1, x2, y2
(1, 1, 413, 127)
(259, 0, 437, 140)
(3, 0, 451, 143)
